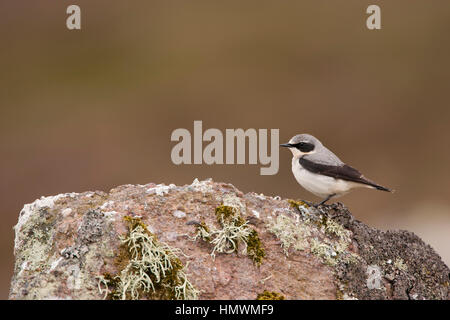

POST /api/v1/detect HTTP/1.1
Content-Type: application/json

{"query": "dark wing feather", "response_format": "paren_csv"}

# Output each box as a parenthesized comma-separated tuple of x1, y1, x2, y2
(299, 157, 391, 192)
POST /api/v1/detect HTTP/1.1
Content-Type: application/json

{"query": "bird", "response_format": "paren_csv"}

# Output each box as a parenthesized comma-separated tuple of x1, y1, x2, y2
(280, 134, 392, 207)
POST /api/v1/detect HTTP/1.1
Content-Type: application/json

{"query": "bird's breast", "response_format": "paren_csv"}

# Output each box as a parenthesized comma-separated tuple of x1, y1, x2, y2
(291, 157, 354, 197)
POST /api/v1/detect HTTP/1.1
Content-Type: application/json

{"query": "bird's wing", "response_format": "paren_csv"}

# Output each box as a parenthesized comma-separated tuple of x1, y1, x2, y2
(299, 157, 391, 191)
(305, 145, 344, 166)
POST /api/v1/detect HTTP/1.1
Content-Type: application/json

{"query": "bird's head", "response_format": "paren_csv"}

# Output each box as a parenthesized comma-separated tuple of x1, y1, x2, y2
(280, 134, 321, 158)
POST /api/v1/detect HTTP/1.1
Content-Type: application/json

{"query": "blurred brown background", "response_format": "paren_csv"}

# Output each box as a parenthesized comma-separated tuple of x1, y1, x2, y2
(1, 1, 449, 299)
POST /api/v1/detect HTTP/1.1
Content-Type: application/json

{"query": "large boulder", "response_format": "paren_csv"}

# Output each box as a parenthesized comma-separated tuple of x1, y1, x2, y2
(9, 179, 449, 300)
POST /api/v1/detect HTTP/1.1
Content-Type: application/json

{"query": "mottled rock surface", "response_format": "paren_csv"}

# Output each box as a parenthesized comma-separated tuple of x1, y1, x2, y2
(9, 179, 450, 300)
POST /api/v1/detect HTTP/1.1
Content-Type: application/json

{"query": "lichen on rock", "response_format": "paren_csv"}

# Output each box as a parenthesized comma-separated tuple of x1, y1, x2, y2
(188, 204, 266, 266)
(9, 180, 450, 300)
(97, 216, 199, 300)
(267, 200, 357, 267)
(266, 211, 311, 255)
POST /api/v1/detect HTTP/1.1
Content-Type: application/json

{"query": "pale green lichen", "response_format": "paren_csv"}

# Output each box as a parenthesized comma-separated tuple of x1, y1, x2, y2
(267, 200, 359, 266)
(97, 216, 199, 300)
(310, 238, 339, 266)
(222, 193, 247, 215)
(322, 217, 351, 241)
(14, 206, 57, 273)
(310, 231, 358, 266)
(394, 258, 408, 271)
(190, 204, 265, 265)
(336, 283, 358, 300)
(266, 214, 311, 256)
(19, 233, 53, 271)
(190, 178, 214, 194)
(97, 274, 114, 299)
(209, 219, 252, 258)
(190, 221, 212, 242)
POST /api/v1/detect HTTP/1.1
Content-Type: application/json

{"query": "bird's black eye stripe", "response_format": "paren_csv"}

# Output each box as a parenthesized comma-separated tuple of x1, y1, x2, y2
(294, 142, 315, 152)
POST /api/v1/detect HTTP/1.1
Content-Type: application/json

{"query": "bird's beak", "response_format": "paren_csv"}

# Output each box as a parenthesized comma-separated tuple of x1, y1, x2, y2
(280, 143, 292, 148)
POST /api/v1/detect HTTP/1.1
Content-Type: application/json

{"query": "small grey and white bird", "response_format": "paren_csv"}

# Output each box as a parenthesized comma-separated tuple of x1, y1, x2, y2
(281, 134, 392, 206)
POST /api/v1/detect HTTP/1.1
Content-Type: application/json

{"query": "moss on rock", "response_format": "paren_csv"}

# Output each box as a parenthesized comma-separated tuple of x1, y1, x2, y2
(256, 290, 285, 300)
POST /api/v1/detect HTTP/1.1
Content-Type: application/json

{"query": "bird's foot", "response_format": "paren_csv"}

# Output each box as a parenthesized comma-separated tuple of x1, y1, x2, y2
(291, 199, 332, 215)
(314, 194, 336, 208)
(296, 199, 323, 208)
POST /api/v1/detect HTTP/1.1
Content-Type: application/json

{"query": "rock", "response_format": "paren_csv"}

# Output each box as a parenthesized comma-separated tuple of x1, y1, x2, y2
(9, 179, 450, 300)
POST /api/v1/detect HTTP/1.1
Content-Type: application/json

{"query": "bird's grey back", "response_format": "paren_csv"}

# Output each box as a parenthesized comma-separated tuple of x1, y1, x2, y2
(292, 134, 344, 166)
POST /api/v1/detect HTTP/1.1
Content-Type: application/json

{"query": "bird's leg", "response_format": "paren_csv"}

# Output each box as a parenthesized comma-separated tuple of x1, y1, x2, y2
(314, 194, 336, 208)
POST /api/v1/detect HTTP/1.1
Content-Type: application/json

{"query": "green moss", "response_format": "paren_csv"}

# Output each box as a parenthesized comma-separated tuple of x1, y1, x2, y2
(288, 199, 309, 210)
(215, 205, 238, 224)
(235, 216, 247, 228)
(336, 288, 344, 300)
(151, 257, 185, 300)
(256, 290, 285, 300)
(123, 216, 149, 234)
(246, 229, 266, 266)
(97, 216, 199, 300)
